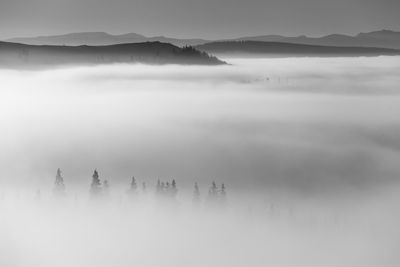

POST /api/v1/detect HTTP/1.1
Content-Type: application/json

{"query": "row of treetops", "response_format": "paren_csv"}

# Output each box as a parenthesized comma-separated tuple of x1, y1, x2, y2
(53, 168, 226, 201)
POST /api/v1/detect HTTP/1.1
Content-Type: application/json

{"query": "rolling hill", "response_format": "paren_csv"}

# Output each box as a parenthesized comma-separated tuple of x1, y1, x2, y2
(0, 41, 225, 68)
(233, 30, 400, 50)
(6, 30, 400, 49)
(7, 32, 210, 47)
(195, 41, 400, 57)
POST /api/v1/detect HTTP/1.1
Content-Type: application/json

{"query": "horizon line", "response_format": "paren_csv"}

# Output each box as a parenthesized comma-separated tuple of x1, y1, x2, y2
(3, 28, 400, 41)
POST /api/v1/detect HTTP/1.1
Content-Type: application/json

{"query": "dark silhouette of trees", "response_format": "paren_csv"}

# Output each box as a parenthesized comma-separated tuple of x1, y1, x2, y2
(220, 183, 227, 205)
(155, 179, 178, 200)
(90, 169, 102, 197)
(208, 181, 218, 199)
(128, 176, 137, 194)
(206, 181, 218, 206)
(45, 169, 229, 206)
(166, 181, 170, 191)
(131, 176, 137, 190)
(220, 183, 226, 196)
(127, 176, 143, 199)
(53, 168, 66, 197)
(171, 179, 178, 197)
(207, 181, 227, 207)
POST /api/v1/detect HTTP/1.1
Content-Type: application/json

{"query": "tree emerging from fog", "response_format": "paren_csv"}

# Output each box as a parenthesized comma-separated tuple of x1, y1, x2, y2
(53, 168, 66, 197)
(90, 169, 102, 197)
(171, 179, 178, 197)
(220, 183, 227, 204)
(127, 176, 138, 196)
(208, 181, 218, 199)
(155, 179, 179, 200)
(50, 168, 227, 206)
(207, 181, 226, 207)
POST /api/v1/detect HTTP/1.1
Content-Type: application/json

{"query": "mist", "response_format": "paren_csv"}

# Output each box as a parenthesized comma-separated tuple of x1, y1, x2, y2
(1, 57, 400, 266)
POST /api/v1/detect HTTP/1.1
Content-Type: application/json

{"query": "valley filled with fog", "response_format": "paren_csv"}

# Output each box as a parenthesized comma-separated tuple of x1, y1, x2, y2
(1, 56, 400, 266)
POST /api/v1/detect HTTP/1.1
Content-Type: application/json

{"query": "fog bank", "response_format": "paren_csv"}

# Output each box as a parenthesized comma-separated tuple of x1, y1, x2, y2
(1, 56, 400, 266)
(1, 57, 399, 194)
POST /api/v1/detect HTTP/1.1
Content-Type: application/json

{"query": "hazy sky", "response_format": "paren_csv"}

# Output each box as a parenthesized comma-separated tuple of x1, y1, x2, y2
(0, 0, 399, 39)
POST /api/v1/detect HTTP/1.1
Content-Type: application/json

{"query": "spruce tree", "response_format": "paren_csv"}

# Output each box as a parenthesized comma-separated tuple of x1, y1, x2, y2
(54, 168, 66, 197)
(171, 179, 178, 197)
(220, 183, 226, 197)
(129, 176, 137, 193)
(131, 176, 137, 190)
(209, 181, 218, 197)
(220, 183, 227, 205)
(207, 181, 218, 204)
(127, 176, 138, 198)
(90, 169, 102, 197)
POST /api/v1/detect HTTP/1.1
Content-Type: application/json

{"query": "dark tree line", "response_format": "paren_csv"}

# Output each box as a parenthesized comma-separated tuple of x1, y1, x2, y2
(90, 169, 102, 198)
(156, 179, 178, 199)
(206, 181, 226, 205)
(53, 169, 226, 204)
(127, 176, 146, 196)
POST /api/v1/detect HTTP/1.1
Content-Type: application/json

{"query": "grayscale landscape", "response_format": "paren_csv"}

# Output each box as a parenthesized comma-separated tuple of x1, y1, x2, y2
(0, 0, 399, 266)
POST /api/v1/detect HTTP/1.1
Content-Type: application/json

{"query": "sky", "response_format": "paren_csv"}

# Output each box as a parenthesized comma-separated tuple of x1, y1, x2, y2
(0, 0, 399, 39)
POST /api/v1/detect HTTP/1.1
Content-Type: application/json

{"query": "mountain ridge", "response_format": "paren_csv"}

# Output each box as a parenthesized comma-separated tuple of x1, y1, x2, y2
(229, 30, 400, 49)
(7, 32, 210, 47)
(6, 30, 400, 49)
(195, 40, 400, 57)
(0, 41, 225, 69)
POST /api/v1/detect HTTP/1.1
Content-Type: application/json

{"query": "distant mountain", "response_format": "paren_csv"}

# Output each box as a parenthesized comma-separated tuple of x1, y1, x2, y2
(7, 32, 210, 47)
(0, 41, 225, 68)
(6, 30, 400, 49)
(196, 41, 400, 57)
(233, 30, 400, 50)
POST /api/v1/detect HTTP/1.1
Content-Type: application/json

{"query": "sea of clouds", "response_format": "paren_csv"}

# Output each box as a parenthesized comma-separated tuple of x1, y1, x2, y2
(0, 56, 399, 266)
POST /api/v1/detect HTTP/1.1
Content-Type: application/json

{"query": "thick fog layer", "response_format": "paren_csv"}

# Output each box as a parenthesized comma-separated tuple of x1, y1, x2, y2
(1, 57, 399, 192)
(0, 57, 400, 266)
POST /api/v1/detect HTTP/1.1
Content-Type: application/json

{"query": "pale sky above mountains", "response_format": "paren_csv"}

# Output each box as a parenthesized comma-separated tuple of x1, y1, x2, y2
(0, 0, 399, 39)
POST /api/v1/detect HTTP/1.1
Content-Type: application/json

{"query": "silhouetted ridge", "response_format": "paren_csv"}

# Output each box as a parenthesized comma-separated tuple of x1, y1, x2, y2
(7, 32, 210, 47)
(7, 29, 400, 49)
(196, 41, 400, 57)
(230, 30, 400, 49)
(0, 41, 225, 68)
